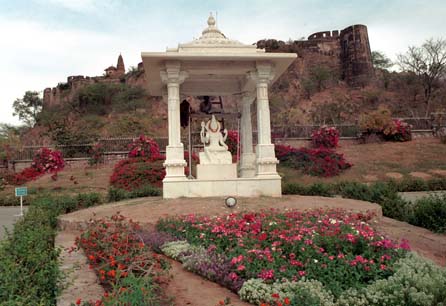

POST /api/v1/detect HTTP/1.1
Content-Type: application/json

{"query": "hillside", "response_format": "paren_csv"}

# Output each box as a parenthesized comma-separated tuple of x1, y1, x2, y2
(28, 25, 446, 146)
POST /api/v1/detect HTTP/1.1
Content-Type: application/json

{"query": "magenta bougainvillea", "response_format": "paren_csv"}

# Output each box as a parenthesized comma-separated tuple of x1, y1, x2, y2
(311, 126, 340, 149)
(7, 147, 65, 185)
(110, 157, 165, 191)
(31, 147, 65, 173)
(275, 144, 351, 177)
(128, 135, 161, 159)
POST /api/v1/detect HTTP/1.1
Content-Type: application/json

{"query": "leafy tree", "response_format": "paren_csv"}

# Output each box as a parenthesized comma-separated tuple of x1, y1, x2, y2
(12, 91, 43, 127)
(112, 86, 147, 113)
(74, 83, 119, 115)
(309, 65, 332, 91)
(397, 38, 446, 116)
(371, 51, 393, 70)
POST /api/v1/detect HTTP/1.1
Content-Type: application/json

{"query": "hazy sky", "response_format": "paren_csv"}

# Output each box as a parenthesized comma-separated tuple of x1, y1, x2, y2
(1, 0, 445, 125)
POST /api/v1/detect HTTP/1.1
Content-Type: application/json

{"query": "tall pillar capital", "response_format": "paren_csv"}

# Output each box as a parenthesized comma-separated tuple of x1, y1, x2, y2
(248, 62, 275, 84)
(160, 70, 188, 85)
(238, 91, 255, 108)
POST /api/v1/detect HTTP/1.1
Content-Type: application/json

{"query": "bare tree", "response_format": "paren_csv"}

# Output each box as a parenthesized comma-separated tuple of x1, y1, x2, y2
(397, 38, 446, 116)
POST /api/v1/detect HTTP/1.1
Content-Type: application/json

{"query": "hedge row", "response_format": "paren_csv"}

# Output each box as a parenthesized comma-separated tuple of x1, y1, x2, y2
(0, 193, 103, 305)
(283, 180, 446, 233)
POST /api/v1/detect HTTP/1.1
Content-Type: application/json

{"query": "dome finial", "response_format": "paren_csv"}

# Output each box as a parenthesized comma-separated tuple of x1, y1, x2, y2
(207, 12, 216, 27)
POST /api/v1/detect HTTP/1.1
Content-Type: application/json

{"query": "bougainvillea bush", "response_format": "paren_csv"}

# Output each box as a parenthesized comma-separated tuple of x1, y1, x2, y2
(275, 145, 351, 177)
(311, 126, 340, 148)
(109, 157, 165, 191)
(359, 107, 412, 142)
(6, 147, 65, 185)
(128, 135, 161, 159)
(150, 208, 423, 305)
(110, 135, 199, 194)
(383, 119, 412, 142)
(74, 213, 170, 305)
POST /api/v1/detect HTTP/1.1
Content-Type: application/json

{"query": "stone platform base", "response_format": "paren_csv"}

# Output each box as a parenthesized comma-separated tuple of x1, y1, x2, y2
(196, 164, 237, 180)
(163, 176, 281, 199)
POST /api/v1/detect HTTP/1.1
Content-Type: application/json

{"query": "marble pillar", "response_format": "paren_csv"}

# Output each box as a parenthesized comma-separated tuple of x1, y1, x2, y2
(250, 62, 279, 177)
(160, 61, 188, 180)
(239, 92, 256, 177)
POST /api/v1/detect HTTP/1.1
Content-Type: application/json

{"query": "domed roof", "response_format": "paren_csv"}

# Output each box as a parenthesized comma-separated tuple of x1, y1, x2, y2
(172, 14, 260, 53)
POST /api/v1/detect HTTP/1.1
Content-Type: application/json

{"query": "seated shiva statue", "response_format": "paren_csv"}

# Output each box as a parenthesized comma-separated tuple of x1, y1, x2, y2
(199, 115, 232, 164)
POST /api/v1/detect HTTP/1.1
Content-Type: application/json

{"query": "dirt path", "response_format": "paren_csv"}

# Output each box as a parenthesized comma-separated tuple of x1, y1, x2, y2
(56, 231, 104, 306)
(376, 217, 446, 266)
(164, 259, 251, 306)
(57, 195, 446, 306)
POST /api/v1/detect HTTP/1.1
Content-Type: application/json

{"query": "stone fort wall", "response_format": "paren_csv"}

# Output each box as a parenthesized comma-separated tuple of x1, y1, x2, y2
(257, 24, 374, 87)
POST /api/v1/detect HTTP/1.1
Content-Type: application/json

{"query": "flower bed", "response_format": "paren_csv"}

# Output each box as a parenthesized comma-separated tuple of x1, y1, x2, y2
(74, 213, 169, 305)
(147, 208, 433, 305)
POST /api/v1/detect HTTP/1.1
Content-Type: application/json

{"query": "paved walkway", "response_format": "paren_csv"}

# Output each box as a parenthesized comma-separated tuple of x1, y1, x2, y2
(0, 206, 28, 240)
(399, 190, 446, 202)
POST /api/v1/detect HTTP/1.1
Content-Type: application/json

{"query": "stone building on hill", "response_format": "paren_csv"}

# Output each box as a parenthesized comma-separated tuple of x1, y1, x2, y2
(104, 54, 125, 78)
(43, 54, 145, 108)
(257, 24, 374, 87)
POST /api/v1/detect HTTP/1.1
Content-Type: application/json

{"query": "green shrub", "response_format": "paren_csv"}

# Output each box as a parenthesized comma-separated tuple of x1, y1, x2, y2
(336, 182, 373, 202)
(0, 194, 35, 206)
(381, 195, 411, 221)
(426, 177, 446, 191)
(108, 185, 161, 202)
(337, 254, 446, 306)
(396, 178, 429, 192)
(0, 192, 104, 305)
(282, 182, 334, 197)
(0, 205, 60, 305)
(410, 194, 446, 233)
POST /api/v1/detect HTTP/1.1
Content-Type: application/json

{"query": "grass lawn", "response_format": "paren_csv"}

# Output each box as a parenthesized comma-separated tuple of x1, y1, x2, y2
(280, 138, 446, 185)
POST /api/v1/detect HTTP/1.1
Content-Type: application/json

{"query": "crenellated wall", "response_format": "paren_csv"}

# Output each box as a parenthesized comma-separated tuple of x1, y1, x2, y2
(257, 24, 374, 87)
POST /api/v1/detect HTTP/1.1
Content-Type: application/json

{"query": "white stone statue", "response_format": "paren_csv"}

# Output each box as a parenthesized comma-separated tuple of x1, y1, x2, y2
(199, 115, 232, 164)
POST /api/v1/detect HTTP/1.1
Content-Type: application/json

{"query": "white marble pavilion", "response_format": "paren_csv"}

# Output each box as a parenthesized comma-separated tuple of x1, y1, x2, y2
(141, 14, 296, 198)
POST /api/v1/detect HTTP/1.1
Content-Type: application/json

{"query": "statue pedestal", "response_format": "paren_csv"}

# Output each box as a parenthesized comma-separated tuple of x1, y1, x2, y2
(199, 150, 232, 165)
(197, 163, 237, 180)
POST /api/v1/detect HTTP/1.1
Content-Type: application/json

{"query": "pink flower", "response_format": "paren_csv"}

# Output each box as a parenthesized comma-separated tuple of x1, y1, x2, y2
(228, 272, 239, 280)
(258, 269, 275, 280)
(237, 265, 245, 271)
